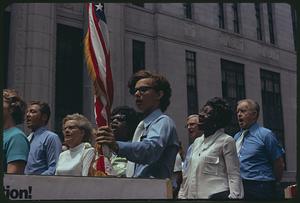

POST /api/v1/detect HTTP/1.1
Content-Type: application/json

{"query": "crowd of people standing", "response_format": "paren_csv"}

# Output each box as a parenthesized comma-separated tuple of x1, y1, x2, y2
(3, 70, 285, 200)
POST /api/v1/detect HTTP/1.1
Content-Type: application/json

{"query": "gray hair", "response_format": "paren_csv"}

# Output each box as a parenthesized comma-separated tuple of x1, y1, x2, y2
(187, 114, 199, 121)
(62, 113, 93, 143)
(238, 99, 260, 117)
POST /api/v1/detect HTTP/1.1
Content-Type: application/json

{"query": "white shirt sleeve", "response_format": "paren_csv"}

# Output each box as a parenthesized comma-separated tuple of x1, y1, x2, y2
(81, 148, 95, 176)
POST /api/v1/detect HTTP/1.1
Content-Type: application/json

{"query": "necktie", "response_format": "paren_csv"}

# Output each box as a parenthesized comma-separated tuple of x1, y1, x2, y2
(236, 129, 249, 156)
(126, 121, 144, 177)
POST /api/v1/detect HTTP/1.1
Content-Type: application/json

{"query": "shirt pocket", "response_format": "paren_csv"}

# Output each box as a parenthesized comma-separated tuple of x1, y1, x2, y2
(202, 155, 219, 175)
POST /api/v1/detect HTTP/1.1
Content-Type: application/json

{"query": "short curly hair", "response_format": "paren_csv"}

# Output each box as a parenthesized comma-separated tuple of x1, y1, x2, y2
(3, 89, 27, 125)
(62, 113, 93, 143)
(111, 106, 140, 140)
(128, 70, 172, 112)
(204, 97, 232, 129)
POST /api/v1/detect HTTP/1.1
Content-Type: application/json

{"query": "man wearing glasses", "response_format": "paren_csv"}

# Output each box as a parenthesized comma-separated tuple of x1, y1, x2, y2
(96, 70, 179, 179)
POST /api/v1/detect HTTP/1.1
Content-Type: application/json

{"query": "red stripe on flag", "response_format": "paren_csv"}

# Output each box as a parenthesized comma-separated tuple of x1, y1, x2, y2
(85, 2, 113, 125)
(90, 5, 112, 108)
(84, 2, 114, 177)
(95, 96, 107, 126)
(91, 7, 109, 57)
(87, 33, 107, 95)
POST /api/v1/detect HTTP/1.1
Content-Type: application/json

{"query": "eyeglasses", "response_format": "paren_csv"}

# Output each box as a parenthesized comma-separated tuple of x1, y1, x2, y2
(110, 114, 127, 122)
(185, 123, 199, 128)
(199, 106, 215, 118)
(130, 86, 155, 95)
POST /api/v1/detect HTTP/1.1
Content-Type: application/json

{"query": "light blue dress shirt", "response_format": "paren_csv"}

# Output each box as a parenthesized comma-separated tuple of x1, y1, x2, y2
(24, 127, 62, 175)
(117, 109, 179, 178)
(234, 123, 285, 181)
(182, 144, 193, 175)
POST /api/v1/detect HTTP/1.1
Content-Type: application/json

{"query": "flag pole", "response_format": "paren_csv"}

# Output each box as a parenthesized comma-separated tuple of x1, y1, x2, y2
(84, 2, 113, 176)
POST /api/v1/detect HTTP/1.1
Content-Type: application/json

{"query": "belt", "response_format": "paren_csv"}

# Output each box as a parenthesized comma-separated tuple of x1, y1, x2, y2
(242, 179, 275, 184)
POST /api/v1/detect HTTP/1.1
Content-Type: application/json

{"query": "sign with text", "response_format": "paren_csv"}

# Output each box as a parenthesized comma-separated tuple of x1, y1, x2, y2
(3, 174, 172, 200)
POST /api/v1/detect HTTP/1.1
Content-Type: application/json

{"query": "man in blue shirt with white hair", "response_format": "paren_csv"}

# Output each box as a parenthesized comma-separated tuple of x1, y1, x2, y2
(234, 99, 285, 200)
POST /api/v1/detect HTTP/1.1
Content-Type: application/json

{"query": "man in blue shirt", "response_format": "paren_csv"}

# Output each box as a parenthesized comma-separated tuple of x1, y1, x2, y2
(24, 101, 62, 175)
(234, 99, 285, 200)
(96, 70, 179, 178)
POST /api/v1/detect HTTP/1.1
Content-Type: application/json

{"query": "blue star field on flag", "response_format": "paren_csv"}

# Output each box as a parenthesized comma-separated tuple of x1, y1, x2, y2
(94, 3, 106, 23)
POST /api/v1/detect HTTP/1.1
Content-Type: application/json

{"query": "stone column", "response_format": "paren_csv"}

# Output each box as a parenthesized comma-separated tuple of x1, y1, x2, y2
(8, 3, 56, 128)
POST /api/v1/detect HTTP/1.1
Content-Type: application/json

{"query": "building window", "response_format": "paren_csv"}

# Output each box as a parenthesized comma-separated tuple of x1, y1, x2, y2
(132, 3, 144, 8)
(132, 40, 145, 73)
(221, 59, 245, 136)
(260, 69, 285, 148)
(267, 3, 275, 44)
(183, 3, 192, 19)
(218, 3, 225, 29)
(232, 3, 240, 33)
(55, 24, 83, 138)
(4, 11, 10, 88)
(255, 3, 263, 40)
(291, 6, 297, 49)
(186, 51, 198, 116)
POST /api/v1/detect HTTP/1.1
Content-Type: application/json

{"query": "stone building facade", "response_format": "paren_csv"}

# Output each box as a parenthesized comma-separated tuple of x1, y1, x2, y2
(3, 3, 297, 183)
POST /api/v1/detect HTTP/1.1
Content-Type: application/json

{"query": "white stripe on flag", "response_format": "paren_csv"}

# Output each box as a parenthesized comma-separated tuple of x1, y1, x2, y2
(89, 4, 108, 92)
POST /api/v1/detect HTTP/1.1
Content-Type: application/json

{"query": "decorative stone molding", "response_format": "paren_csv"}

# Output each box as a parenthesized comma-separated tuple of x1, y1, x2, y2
(226, 36, 244, 51)
(218, 33, 244, 51)
(261, 46, 279, 61)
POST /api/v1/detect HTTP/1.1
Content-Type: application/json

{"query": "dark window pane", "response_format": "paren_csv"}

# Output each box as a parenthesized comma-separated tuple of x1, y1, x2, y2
(255, 3, 263, 40)
(291, 6, 297, 49)
(186, 50, 198, 118)
(218, 3, 225, 29)
(132, 40, 145, 73)
(233, 3, 240, 33)
(260, 69, 284, 147)
(267, 3, 275, 44)
(221, 59, 245, 136)
(183, 3, 192, 19)
(55, 24, 83, 139)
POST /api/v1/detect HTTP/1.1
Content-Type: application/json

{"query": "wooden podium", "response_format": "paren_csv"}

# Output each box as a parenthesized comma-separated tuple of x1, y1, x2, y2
(3, 174, 173, 200)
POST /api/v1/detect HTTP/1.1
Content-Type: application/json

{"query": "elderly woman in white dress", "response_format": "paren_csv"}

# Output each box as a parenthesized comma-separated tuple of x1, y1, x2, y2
(55, 113, 95, 176)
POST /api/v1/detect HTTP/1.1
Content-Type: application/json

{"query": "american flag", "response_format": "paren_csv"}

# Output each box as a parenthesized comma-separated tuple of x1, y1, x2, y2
(84, 2, 113, 176)
(84, 2, 113, 127)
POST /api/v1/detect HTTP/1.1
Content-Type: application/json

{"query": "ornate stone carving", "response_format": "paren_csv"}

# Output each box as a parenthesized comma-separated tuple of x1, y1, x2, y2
(261, 46, 279, 61)
(219, 33, 244, 51)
